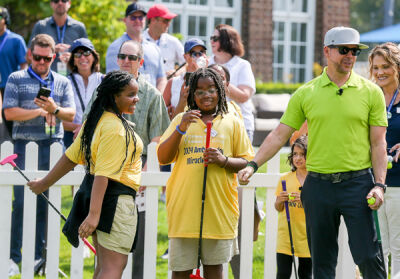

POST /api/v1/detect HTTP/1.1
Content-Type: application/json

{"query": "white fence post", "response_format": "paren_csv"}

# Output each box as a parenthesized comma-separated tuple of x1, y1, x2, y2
(0, 142, 14, 279)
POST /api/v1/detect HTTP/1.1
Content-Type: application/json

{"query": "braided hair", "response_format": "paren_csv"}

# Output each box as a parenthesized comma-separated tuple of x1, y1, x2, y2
(187, 68, 228, 116)
(80, 70, 138, 173)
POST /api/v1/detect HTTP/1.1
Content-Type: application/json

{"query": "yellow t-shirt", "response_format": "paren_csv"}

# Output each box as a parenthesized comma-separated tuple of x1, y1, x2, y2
(158, 112, 254, 239)
(275, 171, 310, 258)
(65, 112, 143, 191)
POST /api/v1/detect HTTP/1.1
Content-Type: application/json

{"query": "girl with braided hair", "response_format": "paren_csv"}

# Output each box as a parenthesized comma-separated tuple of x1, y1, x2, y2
(157, 68, 254, 279)
(28, 70, 143, 278)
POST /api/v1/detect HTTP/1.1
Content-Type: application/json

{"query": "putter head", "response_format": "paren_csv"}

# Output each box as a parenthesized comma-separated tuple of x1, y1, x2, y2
(0, 154, 18, 167)
(190, 269, 204, 279)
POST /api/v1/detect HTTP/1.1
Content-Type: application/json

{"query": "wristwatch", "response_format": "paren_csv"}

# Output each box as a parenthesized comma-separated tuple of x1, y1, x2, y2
(374, 182, 387, 193)
(53, 106, 60, 115)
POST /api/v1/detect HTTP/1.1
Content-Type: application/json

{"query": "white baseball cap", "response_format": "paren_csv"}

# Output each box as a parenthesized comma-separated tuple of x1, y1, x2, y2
(324, 26, 368, 49)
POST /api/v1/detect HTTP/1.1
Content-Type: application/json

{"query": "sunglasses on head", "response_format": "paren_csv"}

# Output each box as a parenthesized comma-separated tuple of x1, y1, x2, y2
(210, 36, 219, 42)
(32, 54, 53, 63)
(330, 46, 361, 57)
(129, 15, 144, 21)
(74, 50, 92, 58)
(117, 53, 141, 62)
(190, 51, 205, 58)
(51, 0, 69, 3)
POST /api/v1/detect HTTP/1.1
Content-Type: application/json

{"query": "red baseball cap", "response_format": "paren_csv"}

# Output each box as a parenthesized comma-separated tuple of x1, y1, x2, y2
(147, 4, 177, 19)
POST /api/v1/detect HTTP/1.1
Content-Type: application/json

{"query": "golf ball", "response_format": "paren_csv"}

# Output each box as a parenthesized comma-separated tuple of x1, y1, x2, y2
(368, 197, 376, 205)
(388, 156, 393, 169)
(288, 194, 295, 200)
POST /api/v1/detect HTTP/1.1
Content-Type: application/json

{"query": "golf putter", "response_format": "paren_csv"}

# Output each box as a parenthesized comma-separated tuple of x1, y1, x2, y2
(368, 197, 386, 276)
(191, 121, 212, 279)
(282, 180, 299, 279)
(0, 154, 96, 255)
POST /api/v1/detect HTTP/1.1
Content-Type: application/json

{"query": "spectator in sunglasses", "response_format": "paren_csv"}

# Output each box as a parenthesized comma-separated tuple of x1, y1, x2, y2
(62, 38, 103, 148)
(3, 33, 75, 275)
(106, 3, 167, 93)
(0, 6, 28, 144)
(28, 0, 87, 75)
(163, 38, 208, 120)
(143, 4, 185, 78)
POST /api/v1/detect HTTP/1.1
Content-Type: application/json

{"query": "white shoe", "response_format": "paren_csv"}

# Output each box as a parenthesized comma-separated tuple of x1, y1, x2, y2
(8, 259, 20, 277)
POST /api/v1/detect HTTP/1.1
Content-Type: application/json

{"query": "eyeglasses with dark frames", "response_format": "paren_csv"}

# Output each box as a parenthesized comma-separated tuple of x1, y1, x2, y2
(329, 46, 361, 57)
(210, 36, 219, 42)
(117, 53, 141, 62)
(74, 50, 92, 58)
(32, 54, 53, 63)
(129, 15, 144, 21)
(51, 0, 69, 3)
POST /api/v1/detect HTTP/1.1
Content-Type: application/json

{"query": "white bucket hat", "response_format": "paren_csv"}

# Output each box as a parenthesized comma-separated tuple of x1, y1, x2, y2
(324, 26, 369, 49)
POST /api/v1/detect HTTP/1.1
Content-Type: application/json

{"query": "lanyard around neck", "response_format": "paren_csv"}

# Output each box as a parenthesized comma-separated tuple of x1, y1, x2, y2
(387, 88, 399, 113)
(28, 66, 54, 97)
(55, 17, 68, 44)
(0, 29, 10, 53)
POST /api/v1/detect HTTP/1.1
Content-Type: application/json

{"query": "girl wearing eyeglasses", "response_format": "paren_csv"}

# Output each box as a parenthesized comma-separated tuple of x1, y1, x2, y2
(369, 42, 400, 277)
(157, 68, 254, 279)
(63, 38, 103, 148)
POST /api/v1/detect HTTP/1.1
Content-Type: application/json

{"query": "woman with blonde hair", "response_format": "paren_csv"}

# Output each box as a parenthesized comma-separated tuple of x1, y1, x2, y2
(369, 42, 400, 277)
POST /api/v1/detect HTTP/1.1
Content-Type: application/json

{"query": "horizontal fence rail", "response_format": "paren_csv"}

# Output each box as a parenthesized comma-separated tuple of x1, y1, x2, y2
(0, 141, 355, 279)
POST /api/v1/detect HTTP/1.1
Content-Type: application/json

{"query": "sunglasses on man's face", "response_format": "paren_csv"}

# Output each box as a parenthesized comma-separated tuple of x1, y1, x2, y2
(32, 54, 53, 63)
(51, 0, 69, 3)
(74, 50, 92, 58)
(129, 15, 144, 22)
(330, 46, 361, 57)
(210, 36, 219, 42)
(117, 53, 141, 62)
(190, 51, 205, 58)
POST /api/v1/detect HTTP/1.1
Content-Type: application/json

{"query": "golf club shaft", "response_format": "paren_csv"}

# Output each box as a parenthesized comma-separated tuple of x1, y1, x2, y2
(197, 165, 208, 268)
(373, 210, 386, 276)
(282, 180, 298, 279)
(13, 164, 96, 254)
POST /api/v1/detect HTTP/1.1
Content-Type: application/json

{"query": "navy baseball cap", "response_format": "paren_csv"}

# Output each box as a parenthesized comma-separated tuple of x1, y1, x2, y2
(125, 2, 147, 17)
(69, 38, 95, 52)
(184, 38, 207, 53)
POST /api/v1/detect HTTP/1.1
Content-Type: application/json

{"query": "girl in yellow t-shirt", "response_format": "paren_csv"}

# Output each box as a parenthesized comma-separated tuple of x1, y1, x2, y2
(28, 71, 143, 278)
(158, 68, 254, 279)
(275, 135, 311, 279)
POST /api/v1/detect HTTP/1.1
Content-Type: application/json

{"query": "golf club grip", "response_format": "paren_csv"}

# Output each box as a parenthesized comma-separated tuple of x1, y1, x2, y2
(83, 238, 97, 255)
(282, 180, 291, 222)
(206, 121, 212, 148)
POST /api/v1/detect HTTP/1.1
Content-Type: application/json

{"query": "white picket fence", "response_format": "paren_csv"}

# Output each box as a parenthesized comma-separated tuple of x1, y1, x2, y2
(0, 141, 355, 279)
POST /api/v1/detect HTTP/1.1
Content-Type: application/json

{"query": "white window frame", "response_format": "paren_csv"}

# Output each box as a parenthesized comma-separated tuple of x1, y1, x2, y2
(272, 0, 316, 83)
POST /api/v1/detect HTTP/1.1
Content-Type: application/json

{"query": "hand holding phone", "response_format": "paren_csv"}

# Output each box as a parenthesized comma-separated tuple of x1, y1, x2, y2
(36, 87, 51, 100)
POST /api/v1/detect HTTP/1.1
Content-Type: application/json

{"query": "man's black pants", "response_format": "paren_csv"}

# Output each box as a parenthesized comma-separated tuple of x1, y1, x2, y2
(301, 171, 386, 279)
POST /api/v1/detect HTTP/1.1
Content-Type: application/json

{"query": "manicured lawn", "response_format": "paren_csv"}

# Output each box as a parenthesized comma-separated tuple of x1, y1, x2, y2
(11, 154, 290, 278)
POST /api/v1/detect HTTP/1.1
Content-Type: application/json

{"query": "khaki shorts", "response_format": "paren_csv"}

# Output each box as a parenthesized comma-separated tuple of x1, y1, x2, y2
(169, 238, 236, 271)
(97, 195, 137, 255)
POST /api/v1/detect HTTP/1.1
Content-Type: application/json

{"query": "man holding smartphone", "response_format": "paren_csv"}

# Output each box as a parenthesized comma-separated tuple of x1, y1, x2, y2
(3, 34, 75, 276)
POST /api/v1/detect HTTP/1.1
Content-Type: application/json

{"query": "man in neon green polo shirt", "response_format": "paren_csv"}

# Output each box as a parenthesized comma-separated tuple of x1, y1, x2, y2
(239, 26, 387, 278)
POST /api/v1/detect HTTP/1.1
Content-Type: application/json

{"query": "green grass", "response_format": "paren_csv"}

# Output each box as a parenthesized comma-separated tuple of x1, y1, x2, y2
(11, 154, 291, 278)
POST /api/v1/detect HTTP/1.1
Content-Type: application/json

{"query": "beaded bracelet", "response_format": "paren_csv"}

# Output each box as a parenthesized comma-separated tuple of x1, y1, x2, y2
(247, 160, 259, 173)
(176, 125, 186, 135)
(221, 156, 229, 168)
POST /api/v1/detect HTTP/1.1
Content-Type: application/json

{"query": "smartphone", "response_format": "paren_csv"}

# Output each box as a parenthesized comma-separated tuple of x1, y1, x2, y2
(36, 87, 51, 99)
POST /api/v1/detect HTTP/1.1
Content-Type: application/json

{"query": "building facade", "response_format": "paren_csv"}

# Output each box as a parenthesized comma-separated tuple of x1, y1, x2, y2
(139, 0, 350, 83)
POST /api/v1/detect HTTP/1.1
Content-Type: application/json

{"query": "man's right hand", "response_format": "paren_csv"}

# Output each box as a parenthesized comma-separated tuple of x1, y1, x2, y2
(238, 166, 255, 185)
(55, 43, 71, 54)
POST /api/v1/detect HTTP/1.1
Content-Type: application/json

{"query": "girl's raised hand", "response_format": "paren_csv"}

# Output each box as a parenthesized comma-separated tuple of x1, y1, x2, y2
(179, 110, 201, 132)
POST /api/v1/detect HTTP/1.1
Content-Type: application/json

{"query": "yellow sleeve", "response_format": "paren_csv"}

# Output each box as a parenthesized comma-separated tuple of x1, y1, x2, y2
(275, 176, 283, 196)
(157, 113, 183, 164)
(93, 126, 130, 180)
(65, 124, 85, 165)
(232, 117, 254, 160)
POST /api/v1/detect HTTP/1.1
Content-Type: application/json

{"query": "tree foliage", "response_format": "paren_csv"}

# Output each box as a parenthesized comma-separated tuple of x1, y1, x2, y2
(2, 0, 128, 72)
(350, 0, 400, 34)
